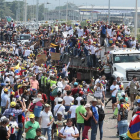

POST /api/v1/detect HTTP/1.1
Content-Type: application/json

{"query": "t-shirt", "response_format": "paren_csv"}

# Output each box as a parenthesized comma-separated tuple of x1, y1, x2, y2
(40, 111, 53, 128)
(91, 106, 99, 122)
(110, 84, 119, 97)
(103, 65, 111, 74)
(9, 121, 18, 134)
(76, 97, 83, 106)
(59, 126, 79, 140)
(0, 126, 8, 140)
(54, 104, 65, 117)
(76, 105, 86, 123)
(63, 96, 74, 106)
(94, 86, 104, 98)
(54, 97, 63, 105)
(69, 105, 78, 118)
(118, 109, 128, 120)
(25, 121, 40, 139)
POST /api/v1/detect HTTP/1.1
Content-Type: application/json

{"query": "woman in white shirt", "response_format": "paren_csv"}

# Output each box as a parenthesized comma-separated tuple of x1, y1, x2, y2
(69, 100, 78, 126)
(54, 91, 63, 105)
(59, 118, 79, 140)
(63, 90, 74, 119)
(94, 81, 105, 103)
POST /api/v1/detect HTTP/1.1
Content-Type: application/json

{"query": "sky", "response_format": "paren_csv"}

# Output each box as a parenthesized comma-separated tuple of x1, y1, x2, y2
(6, 0, 139, 9)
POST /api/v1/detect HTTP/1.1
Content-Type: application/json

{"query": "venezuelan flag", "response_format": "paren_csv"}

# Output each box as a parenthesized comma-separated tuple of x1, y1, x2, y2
(127, 111, 140, 139)
(14, 63, 19, 70)
(87, 88, 94, 94)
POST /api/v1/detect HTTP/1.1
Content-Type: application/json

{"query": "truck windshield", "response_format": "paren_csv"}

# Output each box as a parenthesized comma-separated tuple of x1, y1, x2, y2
(113, 54, 140, 63)
(20, 35, 30, 40)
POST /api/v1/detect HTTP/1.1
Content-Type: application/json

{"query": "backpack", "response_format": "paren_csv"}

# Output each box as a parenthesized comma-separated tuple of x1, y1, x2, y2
(29, 103, 36, 112)
(97, 106, 105, 121)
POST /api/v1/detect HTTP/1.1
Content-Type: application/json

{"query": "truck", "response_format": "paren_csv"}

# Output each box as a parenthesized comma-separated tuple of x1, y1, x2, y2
(17, 34, 31, 45)
(109, 48, 140, 89)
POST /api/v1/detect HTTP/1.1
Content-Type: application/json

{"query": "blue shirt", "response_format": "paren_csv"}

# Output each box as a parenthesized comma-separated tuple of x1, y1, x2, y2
(91, 106, 99, 122)
(1, 93, 9, 107)
(3, 108, 23, 123)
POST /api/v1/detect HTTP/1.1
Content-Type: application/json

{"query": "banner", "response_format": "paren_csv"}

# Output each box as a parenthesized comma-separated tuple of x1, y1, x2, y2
(51, 53, 60, 60)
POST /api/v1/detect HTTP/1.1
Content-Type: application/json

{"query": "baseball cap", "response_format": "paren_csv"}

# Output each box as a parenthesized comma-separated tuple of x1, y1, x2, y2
(74, 82, 78, 86)
(4, 88, 8, 92)
(29, 114, 35, 119)
(57, 112, 62, 115)
(10, 102, 16, 107)
(137, 99, 140, 103)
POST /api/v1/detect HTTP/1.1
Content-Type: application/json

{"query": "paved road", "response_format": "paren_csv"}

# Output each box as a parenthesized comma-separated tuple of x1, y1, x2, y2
(85, 93, 132, 140)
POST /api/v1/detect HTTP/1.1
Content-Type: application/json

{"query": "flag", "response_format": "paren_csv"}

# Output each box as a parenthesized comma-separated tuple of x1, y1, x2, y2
(87, 88, 94, 94)
(14, 63, 19, 70)
(127, 111, 140, 139)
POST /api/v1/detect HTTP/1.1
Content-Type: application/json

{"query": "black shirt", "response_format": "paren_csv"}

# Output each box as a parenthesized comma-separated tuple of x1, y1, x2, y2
(119, 108, 128, 120)
(29, 94, 36, 102)
(0, 126, 8, 140)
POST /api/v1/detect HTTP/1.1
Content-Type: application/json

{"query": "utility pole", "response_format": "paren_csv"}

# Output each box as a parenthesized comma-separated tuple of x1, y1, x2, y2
(24, 0, 27, 26)
(66, 1, 68, 22)
(36, 0, 39, 28)
(135, 0, 138, 39)
(59, 0, 60, 20)
(108, 0, 110, 24)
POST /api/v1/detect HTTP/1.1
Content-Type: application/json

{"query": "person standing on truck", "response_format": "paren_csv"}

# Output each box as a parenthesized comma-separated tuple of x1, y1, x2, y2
(126, 75, 139, 110)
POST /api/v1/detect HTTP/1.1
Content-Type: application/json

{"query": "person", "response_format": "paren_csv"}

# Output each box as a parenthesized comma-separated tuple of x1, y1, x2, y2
(117, 103, 129, 140)
(39, 104, 54, 140)
(62, 58, 71, 77)
(1, 88, 10, 113)
(96, 100, 105, 140)
(110, 80, 119, 111)
(9, 113, 18, 140)
(69, 100, 78, 126)
(101, 62, 111, 80)
(79, 103, 92, 140)
(30, 74, 39, 90)
(3, 101, 25, 123)
(0, 118, 11, 140)
(33, 94, 44, 121)
(25, 113, 40, 140)
(63, 90, 74, 119)
(54, 98, 66, 120)
(94, 81, 105, 103)
(132, 99, 140, 116)
(76, 91, 84, 106)
(76, 100, 86, 140)
(54, 91, 63, 105)
(90, 98, 98, 140)
(126, 75, 139, 110)
(127, 107, 140, 139)
(52, 112, 66, 140)
(35, 128, 46, 140)
(59, 118, 79, 140)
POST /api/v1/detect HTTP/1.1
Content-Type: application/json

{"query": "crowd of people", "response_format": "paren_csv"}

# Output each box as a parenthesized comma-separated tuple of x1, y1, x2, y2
(0, 19, 140, 140)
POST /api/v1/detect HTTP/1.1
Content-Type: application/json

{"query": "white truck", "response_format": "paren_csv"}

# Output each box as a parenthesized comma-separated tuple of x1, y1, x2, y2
(109, 48, 140, 89)
(17, 34, 31, 45)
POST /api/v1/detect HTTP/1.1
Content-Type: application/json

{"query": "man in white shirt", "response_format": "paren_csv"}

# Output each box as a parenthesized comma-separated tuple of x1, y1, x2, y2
(110, 80, 119, 111)
(90, 42, 96, 68)
(131, 37, 136, 49)
(39, 104, 54, 140)
(54, 98, 66, 119)
(77, 26, 84, 37)
(62, 58, 71, 77)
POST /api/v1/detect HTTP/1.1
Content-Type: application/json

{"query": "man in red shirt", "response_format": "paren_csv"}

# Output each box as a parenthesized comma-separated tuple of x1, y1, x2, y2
(71, 82, 81, 96)
(38, 89, 47, 103)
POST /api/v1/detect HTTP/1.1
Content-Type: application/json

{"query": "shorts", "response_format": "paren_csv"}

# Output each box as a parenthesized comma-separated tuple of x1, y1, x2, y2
(130, 94, 137, 102)
(112, 97, 117, 104)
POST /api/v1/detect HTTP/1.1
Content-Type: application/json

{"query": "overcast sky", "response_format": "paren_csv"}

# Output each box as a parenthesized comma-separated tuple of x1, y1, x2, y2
(6, 0, 139, 9)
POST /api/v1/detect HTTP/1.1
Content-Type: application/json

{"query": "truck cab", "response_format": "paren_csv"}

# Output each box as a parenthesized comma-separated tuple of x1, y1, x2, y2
(17, 34, 31, 45)
(109, 48, 140, 89)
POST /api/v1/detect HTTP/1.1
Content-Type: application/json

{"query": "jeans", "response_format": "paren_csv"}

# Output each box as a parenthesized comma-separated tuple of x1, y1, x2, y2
(99, 121, 103, 140)
(65, 106, 70, 119)
(34, 106, 42, 117)
(91, 54, 96, 67)
(1, 106, 6, 114)
(17, 122, 23, 140)
(87, 55, 92, 67)
(41, 127, 52, 140)
(91, 119, 98, 140)
(10, 134, 16, 140)
(118, 120, 128, 140)
(77, 123, 84, 140)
